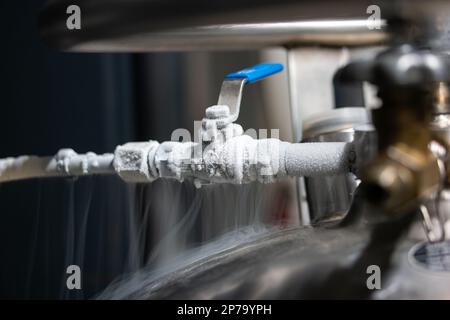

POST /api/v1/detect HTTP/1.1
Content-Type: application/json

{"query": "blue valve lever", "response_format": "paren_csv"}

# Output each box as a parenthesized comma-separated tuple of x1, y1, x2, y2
(225, 63, 284, 84)
(217, 63, 284, 124)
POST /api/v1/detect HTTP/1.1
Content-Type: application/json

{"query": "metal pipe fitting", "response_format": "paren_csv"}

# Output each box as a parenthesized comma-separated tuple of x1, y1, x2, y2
(340, 42, 450, 215)
(0, 150, 114, 183)
(360, 95, 441, 215)
(111, 137, 354, 187)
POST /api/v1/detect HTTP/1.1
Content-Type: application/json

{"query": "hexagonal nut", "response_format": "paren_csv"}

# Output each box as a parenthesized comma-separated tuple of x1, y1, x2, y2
(205, 105, 230, 119)
(114, 141, 159, 183)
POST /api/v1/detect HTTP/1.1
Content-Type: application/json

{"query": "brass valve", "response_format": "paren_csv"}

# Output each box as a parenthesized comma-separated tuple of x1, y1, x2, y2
(341, 44, 450, 215)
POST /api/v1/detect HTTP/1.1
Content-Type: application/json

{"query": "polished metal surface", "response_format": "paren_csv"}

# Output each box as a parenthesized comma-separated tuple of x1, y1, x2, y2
(40, 0, 391, 51)
(217, 79, 246, 124)
(40, 0, 450, 52)
(302, 108, 373, 222)
(304, 130, 358, 222)
(69, 20, 388, 52)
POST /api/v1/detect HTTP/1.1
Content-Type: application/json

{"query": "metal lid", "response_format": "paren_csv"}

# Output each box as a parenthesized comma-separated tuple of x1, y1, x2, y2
(302, 107, 371, 139)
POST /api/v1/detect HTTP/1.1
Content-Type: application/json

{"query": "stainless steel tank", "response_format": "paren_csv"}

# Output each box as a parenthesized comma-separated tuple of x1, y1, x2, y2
(302, 107, 372, 222)
(99, 190, 450, 299)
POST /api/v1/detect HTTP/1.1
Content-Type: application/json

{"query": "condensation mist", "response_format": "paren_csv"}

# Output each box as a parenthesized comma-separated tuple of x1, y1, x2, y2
(98, 179, 295, 299)
(0, 175, 295, 299)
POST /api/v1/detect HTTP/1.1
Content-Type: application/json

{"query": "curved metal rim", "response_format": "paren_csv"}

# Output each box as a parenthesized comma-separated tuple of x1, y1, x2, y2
(38, 0, 389, 52)
(68, 20, 389, 52)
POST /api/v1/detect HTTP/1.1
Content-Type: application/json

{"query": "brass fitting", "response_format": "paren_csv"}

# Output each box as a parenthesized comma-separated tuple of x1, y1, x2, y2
(362, 144, 440, 214)
(430, 82, 450, 185)
(362, 90, 441, 214)
(337, 43, 450, 215)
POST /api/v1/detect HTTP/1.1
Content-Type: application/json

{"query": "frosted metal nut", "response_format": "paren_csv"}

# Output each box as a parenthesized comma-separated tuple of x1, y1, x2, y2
(205, 105, 230, 119)
(114, 141, 160, 183)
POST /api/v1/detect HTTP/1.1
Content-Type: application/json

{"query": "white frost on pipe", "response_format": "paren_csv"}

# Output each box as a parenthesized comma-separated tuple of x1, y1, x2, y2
(284, 142, 353, 177)
(198, 136, 352, 184)
(0, 138, 353, 185)
(113, 137, 353, 186)
(0, 149, 114, 183)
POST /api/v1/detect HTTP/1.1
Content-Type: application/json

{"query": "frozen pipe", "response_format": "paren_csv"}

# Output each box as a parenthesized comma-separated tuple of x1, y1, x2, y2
(113, 136, 354, 186)
(0, 138, 353, 185)
(0, 149, 114, 183)
(283, 142, 353, 177)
